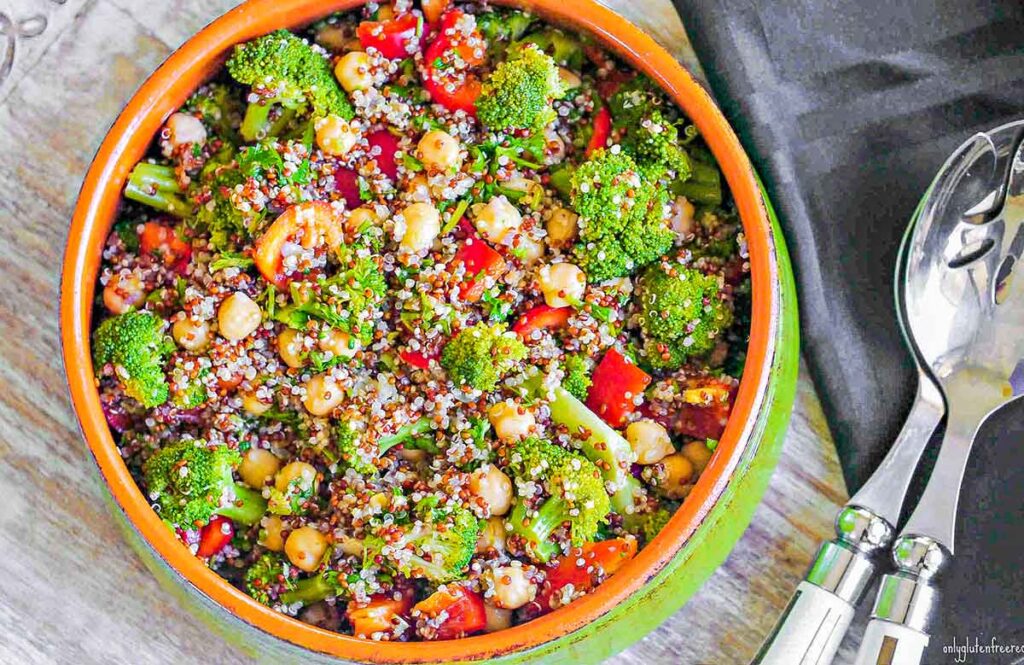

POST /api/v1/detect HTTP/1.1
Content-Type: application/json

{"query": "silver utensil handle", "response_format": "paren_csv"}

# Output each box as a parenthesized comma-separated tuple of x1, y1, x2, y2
(853, 619, 929, 665)
(755, 534, 880, 665)
(754, 581, 856, 665)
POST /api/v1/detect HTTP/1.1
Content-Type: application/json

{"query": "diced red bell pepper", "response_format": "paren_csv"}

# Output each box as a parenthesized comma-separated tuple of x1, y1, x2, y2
(641, 376, 736, 441)
(452, 237, 506, 302)
(585, 107, 612, 158)
(422, 10, 485, 115)
(139, 221, 192, 272)
(412, 584, 487, 640)
(333, 168, 363, 210)
(585, 349, 651, 428)
(196, 515, 234, 557)
(512, 304, 572, 338)
(347, 588, 416, 636)
(399, 348, 440, 370)
(357, 12, 425, 60)
(366, 129, 401, 180)
(530, 538, 638, 616)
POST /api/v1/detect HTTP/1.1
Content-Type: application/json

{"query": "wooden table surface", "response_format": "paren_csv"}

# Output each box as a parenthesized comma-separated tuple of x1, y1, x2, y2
(0, 0, 852, 662)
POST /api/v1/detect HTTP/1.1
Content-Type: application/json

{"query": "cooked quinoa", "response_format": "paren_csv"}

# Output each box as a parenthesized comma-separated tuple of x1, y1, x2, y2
(92, 0, 750, 641)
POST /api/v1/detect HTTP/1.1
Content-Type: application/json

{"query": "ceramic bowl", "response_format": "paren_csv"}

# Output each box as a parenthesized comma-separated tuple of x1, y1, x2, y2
(60, 1, 799, 662)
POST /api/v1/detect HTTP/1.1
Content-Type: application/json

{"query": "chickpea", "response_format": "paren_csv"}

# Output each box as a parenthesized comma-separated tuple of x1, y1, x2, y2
(398, 447, 428, 463)
(277, 328, 306, 369)
(218, 292, 262, 341)
(303, 373, 345, 416)
(315, 114, 360, 156)
(488, 400, 536, 442)
(241, 391, 272, 416)
(334, 51, 373, 93)
(487, 566, 537, 609)
(406, 174, 433, 202)
(375, 4, 395, 20)
(476, 516, 507, 554)
(558, 67, 582, 90)
(102, 273, 145, 314)
(285, 526, 328, 572)
(399, 201, 441, 254)
(239, 448, 282, 489)
(545, 207, 579, 248)
(319, 328, 359, 360)
(538, 262, 586, 308)
(473, 196, 522, 245)
(164, 112, 207, 150)
(416, 130, 462, 172)
(657, 453, 695, 500)
(681, 439, 714, 474)
(626, 420, 675, 465)
(484, 604, 513, 633)
(276, 461, 318, 493)
(515, 235, 545, 266)
(346, 206, 379, 233)
(172, 316, 210, 352)
(337, 535, 364, 557)
(259, 515, 286, 552)
(470, 464, 513, 517)
(669, 196, 696, 237)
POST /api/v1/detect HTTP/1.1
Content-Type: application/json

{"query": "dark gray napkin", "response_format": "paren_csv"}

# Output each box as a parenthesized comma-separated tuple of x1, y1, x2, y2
(669, 0, 1024, 660)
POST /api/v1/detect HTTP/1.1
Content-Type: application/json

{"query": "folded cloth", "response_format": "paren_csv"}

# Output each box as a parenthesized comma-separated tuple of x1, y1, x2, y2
(670, 0, 1024, 658)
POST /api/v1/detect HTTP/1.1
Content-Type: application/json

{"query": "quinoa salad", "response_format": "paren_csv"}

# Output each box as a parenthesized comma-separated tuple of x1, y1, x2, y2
(92, 0, 750, 641)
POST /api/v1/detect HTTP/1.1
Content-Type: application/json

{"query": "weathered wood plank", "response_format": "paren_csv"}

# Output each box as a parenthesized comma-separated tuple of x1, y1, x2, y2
(0, 1, 848, 663)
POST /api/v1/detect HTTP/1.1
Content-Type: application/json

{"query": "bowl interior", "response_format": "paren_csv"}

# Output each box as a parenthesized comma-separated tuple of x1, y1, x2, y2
(60, 1, 776, 662)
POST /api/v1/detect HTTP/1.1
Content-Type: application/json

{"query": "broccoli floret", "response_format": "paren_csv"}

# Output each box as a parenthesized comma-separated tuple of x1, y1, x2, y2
(476, 44, 565, 132)
(562, 354, 592, 401)
(521, 373, 643, 514)
(226, 29, 353, 142)
(363, 503, 480, 583)
(569, 150, 675, 281)
(124, 162, 191, 217)
(335, 422, 378, 475)
(608, 77, 695, 183)
(635, 261, 732, 369)
(195, 163, 260, 250)
(143, 439, 268, 528)
(505, 437, 610, 562)
(184, 82, 245, 143)
(512, 28, 584, 70)
(630, 110, 691, 181)
(440, 323, 527, 392)
(622, 506, 673, 543)
(171, 375, 208, 410)
(245, 552, 348, 607)
(93, 311, 173, 408)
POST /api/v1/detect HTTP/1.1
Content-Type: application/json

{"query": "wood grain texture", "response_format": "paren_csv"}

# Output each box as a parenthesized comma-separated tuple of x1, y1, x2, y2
(0, 0, 851, 662)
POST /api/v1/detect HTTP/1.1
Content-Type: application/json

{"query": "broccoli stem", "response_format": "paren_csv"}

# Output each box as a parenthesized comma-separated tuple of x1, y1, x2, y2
(672, 179, 722, 206)
(215, 484, 269, 526)
(241, 102, 275, 142)
(508, 497, 567, 562)
(522, 375, 642, 515)
(548, 165, 573, 201)
(280, 574, 340, 606)
(378, 418, 435, 454)
(124, 163, 190, 216)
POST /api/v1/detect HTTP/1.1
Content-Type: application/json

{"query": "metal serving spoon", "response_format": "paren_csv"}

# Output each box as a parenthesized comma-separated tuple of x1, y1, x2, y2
(854, 121, 1024, 665)
(754, 185, 945, 664)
